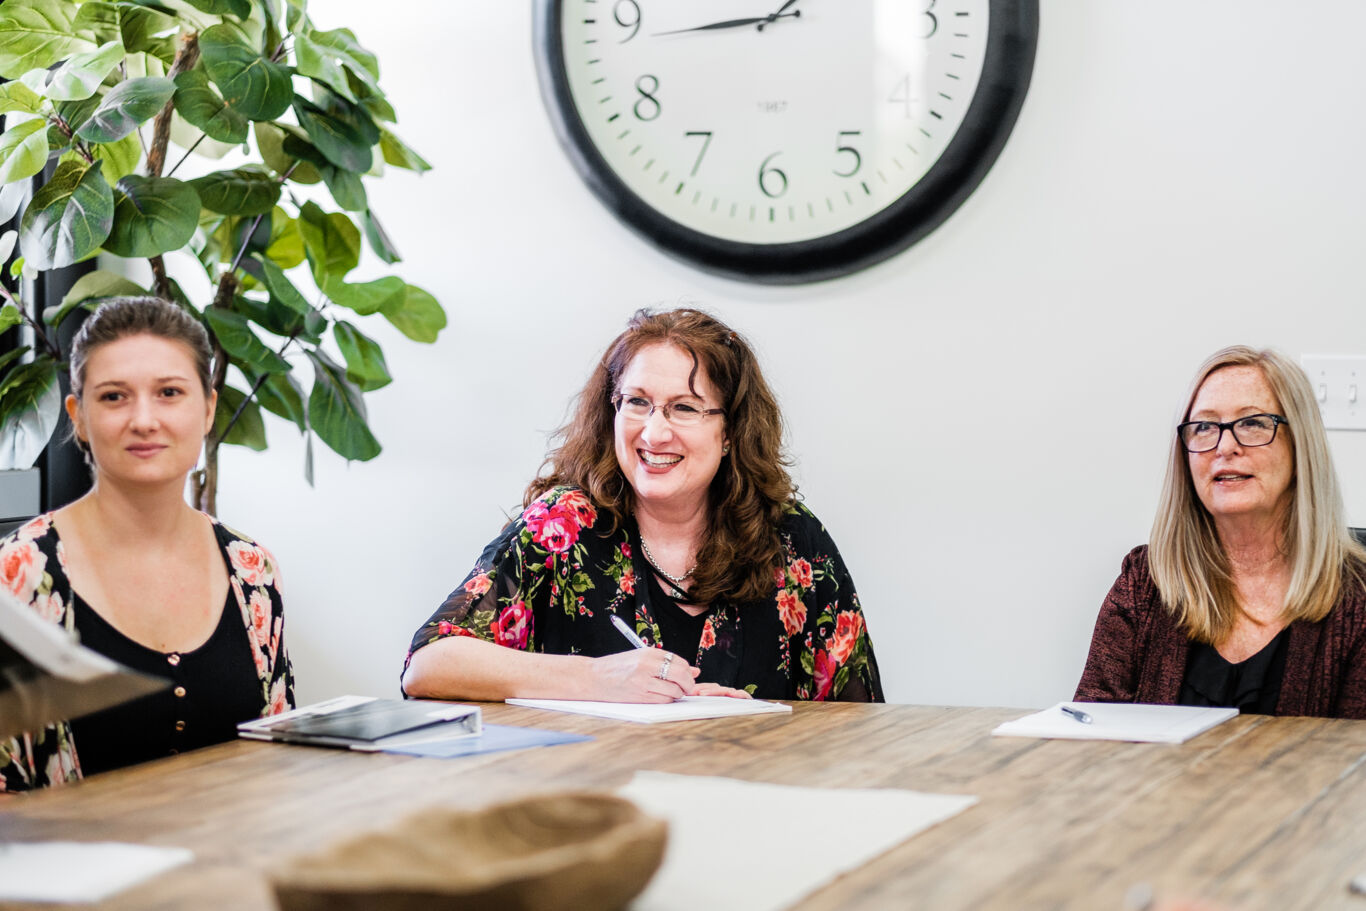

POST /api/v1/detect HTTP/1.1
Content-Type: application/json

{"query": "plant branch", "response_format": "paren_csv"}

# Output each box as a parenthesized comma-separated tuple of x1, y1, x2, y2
(145, 33, 201, 179)
(166, 133, 207, 178)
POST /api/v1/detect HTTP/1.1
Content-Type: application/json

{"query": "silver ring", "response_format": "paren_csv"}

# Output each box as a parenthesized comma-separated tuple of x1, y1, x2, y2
(657, 654, 674, 681)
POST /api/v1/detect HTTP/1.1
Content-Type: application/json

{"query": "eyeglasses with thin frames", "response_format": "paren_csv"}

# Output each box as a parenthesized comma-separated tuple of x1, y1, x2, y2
(612, 394, 725, 427)
(1176, 413, 1288, 453)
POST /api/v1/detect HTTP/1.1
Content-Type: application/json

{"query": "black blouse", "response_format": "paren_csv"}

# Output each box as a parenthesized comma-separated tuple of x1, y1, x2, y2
(69, 590, 263, 775)
(1178, 628, 1291, 715)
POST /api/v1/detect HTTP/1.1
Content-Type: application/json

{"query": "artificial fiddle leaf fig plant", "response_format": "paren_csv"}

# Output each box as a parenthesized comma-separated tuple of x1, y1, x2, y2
(0, 0, 444, 514)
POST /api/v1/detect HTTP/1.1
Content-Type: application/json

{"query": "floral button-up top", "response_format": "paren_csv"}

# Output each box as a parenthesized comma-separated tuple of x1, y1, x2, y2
(0, 514, 294, 792)
(406, 486, 882, 701)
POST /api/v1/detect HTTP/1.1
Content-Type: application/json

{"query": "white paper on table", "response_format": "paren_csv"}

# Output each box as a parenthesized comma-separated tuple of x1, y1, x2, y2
(619, 771, 977, 911)
(991, 702, 1239, 744)
(0, 841, 193, 902)
(506, 695, 792, 723)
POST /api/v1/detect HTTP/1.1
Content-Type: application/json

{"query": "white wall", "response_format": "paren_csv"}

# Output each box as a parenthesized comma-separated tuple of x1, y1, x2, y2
(212, 1, 1366, 709)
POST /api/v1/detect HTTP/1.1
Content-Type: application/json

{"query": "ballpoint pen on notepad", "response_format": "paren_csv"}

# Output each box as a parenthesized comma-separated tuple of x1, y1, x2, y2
(610, 614, 648, 650)
(1060, 704, 1093, 724)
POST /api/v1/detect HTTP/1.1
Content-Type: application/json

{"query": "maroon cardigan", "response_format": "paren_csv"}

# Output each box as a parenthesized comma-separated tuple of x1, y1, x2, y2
(1075, 546, 1366, 719)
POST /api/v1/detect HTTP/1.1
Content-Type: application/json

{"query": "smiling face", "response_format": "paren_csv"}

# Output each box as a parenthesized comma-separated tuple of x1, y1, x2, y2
(68, 334, 216, 489)
(613, 343, 728, 517)
(1186, 364, 1294, 532)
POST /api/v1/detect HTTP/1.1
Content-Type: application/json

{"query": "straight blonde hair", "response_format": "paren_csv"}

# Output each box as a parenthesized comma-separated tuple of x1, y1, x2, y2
(1150, 346, 1366, 643)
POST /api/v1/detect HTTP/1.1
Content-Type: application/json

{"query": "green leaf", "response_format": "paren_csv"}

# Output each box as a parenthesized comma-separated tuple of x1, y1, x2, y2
(111, 4, 179, 56)
(293, 92, 377, 173)
(307, 348, 379, 461)
(253, 368, 306, 431)
(322, 274, 403, 316)
(21, 39, 124, 102)
(263, 209, 304, 268)
(256, 255, 310, 315)
(0, 303, 22, 334)
(0, 0, 97, 79)
(19, 158, 114, 270)
(296, 27, 379, 99)
(361, 209, 400, 264)
(0, 81, 43, 114)
(43, 268, 144, 327)
(298, 201, 360, 282)
(380, 283, 445, 343)
(253, 121, 321, 184)
(214, 383, 267, 451)
(70, 2, 121, 44)
(0, 119, 50, 185)
(103, 175, 200, 257)
(184, 0, 251, 18)
(332, 320, 390, 391)
(0, 181, 26, 223)
(318, 162, 365, 212)
(190, 167, 280, 216)
(0, 357, 60, 470)
(172, 67, 249, 144)
(0, 346, 29, 376)
(204, 307, 290, 374)
(75, 76, 175, 143)
(379, 128, 431, 173)
(75, 130, 141, 183)
(199, 24, 292, 121)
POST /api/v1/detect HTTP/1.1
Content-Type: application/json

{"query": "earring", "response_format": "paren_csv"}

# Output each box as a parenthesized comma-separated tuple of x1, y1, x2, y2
(722, 443, 731, 455)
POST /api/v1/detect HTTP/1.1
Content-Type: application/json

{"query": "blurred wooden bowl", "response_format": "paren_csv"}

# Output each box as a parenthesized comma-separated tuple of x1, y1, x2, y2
(269, 792, 667, 911)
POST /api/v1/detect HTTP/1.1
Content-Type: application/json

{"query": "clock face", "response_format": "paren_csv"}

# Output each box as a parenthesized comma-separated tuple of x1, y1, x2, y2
(535, 0, 1037, 282)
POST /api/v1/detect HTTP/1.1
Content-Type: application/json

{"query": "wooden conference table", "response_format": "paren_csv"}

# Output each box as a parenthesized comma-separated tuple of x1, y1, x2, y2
(2, 703, 1366, 910)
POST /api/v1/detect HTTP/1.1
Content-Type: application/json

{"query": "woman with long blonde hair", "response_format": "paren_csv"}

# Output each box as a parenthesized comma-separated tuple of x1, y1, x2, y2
(1076, 346, 1366, 716)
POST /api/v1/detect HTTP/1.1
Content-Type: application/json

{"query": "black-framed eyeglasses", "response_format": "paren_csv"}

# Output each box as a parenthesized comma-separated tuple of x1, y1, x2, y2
(611, 394, 725, 427)
(1177, 413, 1288, 453)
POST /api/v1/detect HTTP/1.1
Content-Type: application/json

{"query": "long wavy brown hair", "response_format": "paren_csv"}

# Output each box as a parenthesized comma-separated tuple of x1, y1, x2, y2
(526, 308, 796, 603)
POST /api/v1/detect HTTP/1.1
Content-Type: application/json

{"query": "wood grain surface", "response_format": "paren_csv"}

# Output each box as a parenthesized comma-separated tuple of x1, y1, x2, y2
(3, 703, 1366, 910)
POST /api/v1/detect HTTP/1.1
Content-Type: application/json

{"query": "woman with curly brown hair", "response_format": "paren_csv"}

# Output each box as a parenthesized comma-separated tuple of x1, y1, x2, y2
(403, 308, 881, 703)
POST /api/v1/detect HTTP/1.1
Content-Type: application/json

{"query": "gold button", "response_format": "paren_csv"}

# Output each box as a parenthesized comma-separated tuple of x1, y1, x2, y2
(174, 686, 186, 698)
(167, 653, 181, 667)
(174, 720, 186, 732)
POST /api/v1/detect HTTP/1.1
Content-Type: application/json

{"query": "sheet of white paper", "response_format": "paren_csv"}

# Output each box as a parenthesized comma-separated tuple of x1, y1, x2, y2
(991, 702, 1239, 744)
(506, 695, 792, 723)
(619, 772, 976, 911)
(0, 842, 193, 902)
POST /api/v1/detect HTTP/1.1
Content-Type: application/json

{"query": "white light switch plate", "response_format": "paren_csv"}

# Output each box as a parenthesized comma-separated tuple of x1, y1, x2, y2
(1302, 355, 1366, 431)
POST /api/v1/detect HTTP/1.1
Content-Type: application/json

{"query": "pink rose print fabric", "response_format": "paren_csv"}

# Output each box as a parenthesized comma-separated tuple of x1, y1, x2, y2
(405, 486, 881, 702)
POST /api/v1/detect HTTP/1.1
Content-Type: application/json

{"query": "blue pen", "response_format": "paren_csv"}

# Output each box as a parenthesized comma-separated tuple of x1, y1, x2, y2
(610, 613, 648, 650)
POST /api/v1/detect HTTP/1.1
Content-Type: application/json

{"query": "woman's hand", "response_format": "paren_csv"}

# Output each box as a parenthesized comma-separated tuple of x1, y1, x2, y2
(588, 649, 700, 703)
(693, 682, 752, 699)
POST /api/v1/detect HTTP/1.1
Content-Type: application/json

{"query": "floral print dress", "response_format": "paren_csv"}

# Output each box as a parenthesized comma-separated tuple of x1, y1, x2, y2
(406, 486, 882, 701)
(0, 514, 294, 792)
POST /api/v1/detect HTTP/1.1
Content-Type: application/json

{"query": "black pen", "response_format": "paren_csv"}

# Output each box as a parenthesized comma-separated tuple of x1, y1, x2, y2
(1060, 704, 1093, 724)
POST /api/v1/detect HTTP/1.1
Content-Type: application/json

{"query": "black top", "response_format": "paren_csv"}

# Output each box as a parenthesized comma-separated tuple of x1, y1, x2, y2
(647, 569, 709, 662)
(69, 589, 263, 775)
(1178, 627, 1291, 715)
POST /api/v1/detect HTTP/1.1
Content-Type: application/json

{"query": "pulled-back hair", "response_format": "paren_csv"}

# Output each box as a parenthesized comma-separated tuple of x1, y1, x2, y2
(69, 296, 213, 400)
(1150, 345, 1366, 642)
(526, 308, 797, 603)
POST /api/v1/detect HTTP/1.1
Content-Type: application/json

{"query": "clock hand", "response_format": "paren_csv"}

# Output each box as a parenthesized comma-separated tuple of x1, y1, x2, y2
(654, 11, 800, 37)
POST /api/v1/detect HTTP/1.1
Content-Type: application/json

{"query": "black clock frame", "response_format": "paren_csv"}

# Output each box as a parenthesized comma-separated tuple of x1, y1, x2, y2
(533, 0, 1039, 285)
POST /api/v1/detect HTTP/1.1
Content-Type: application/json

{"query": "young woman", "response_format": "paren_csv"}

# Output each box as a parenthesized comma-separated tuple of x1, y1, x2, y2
(0, 297, 293, 792)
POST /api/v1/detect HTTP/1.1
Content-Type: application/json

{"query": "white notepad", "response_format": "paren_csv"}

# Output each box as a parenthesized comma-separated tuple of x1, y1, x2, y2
(0, 842, 192, 902)
(991, 701, 1239, 744)
(620, 772, 977, 911)
(505, 694, 791, 723)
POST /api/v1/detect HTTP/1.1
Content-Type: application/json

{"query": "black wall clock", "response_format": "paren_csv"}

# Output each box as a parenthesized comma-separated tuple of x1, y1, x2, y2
(533, 0, 1038, 284)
